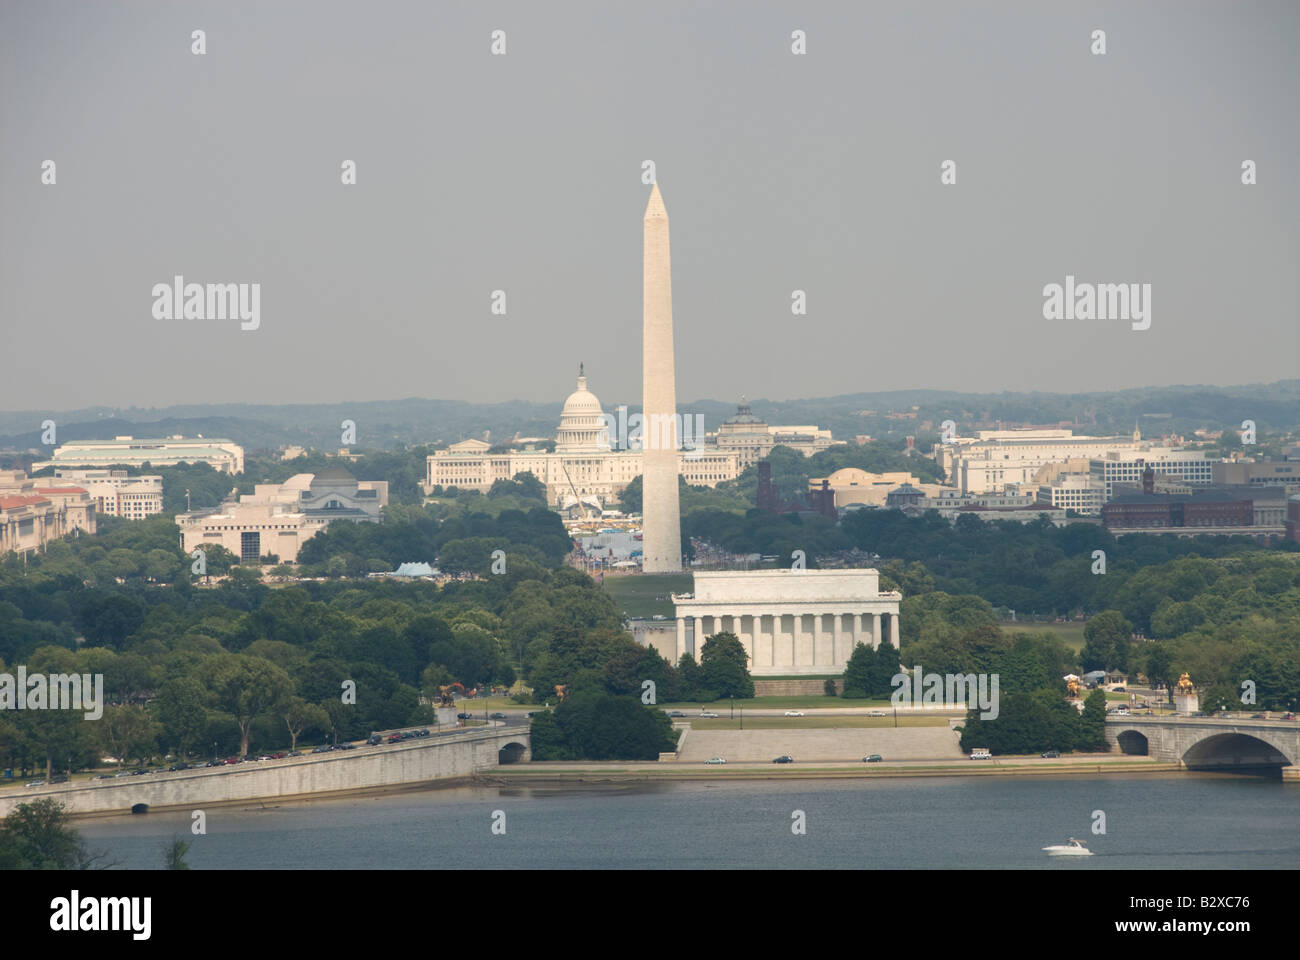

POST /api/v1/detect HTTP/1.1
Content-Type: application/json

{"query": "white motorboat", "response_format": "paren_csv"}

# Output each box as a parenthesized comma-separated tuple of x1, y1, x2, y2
(1042, 837, 1093, 856)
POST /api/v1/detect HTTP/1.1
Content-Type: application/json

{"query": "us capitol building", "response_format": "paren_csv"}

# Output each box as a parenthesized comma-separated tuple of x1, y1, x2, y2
(424, 369, 840, 512)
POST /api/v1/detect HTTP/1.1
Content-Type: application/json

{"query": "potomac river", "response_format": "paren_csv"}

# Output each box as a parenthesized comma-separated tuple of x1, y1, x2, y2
(78, 773, 1300, 869)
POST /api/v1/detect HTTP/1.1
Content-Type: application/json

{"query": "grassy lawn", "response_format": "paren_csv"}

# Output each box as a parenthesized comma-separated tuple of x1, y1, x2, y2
(681, 716, 950, 729)
(1005, 620, 1086, 652)
(658, 695, 895, 710)
(602, 573, 693, 619)
(452, 697, 523, 711)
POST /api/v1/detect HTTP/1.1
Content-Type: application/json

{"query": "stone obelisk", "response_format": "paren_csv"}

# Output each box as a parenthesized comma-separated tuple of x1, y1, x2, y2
(641, 182, 682, 573)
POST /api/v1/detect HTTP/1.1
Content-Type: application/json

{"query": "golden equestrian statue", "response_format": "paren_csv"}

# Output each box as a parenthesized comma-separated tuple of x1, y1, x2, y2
(1066, 676, 1081, 698)
(1177, 672, 1194, 694)
(554, 684, 569, 702)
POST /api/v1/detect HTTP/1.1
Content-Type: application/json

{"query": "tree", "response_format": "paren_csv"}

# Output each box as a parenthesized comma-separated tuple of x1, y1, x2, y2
(13, 709, 88, 781)
(419, 663, 455, 700)
(1082, 610, 1133, 672)
(841, 643, 875, 698)
(618, 475, 642, 513)
(282, 697, 330, 751)
(96, 705, 160, 770)
(527, 709, 572, 760)
(866, 641, 901, 697)
(323, 698, 359, 745)
(698, 632, 753, 699)
(676, 652, 708, 702)
(163, 836, 192, 870)
(1078, 689, 1108, 751)
(0, 798, 113, 870)
(75, 592, 145, 648)
(1144, 644, 1176, 702)
(546, 691, 677, 760)
(1200, 682, 1240, 713)
(204, 654, 294, 757)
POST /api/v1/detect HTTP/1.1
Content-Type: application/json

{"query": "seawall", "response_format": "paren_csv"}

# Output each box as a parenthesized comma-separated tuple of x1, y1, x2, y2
(0, 726, 530, 818)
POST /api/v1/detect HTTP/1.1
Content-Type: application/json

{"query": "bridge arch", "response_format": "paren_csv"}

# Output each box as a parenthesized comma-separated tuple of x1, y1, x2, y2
(1181, 732, 1292, 772)
(497, 741, 528, 764)
(1115, 730, 1149, 755)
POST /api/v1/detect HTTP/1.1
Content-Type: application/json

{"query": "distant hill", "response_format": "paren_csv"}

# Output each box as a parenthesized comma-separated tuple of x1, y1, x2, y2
(2, 380, 1297, 454)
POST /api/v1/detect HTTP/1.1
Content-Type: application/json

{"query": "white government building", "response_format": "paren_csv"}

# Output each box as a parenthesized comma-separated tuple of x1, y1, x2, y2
(35, 436, 245, 475)
(426, 370, 737, 511)
(177, 468, 387, 562)
(52, 469, 164, 519)
(642, 569, 901, 676)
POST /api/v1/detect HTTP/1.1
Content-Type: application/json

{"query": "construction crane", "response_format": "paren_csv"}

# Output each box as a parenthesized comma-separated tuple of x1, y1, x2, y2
(560, 460, 594, 520)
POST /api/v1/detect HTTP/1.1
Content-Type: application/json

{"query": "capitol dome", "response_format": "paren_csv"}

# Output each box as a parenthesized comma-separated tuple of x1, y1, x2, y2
(556, 366, 611, 453)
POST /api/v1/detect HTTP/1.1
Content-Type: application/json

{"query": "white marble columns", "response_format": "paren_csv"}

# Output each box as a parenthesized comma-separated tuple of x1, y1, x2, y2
(675, 607, 898, 673)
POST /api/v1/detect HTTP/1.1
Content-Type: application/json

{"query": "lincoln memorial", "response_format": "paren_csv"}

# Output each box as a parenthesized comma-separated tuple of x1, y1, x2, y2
(657, 569, 901, 676)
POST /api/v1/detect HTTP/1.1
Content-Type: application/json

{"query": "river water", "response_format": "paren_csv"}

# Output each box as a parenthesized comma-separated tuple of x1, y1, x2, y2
(78, 774, 1300, 869)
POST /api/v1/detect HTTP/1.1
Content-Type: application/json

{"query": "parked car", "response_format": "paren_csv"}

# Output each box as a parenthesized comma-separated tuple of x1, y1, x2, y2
(1251, 713, 1267, 719)
(489, 713, 507, 720)
(311, 745, 333, 754)
(168, 762, 190, 771)
(705, 757, 726, 765)
(1112, 687, 1126, 693)
(699, 711, 719, 719)
(784, 711, 805, 717)
(387, 733, 403, 743)
(367, 735, 383, 745)
(94, 774, 114, 780)
(24, 780, 44, 788)
(417, 729, 430, 737)
(863, 754, 883, 763)
(969, 749, 992, 760)
(867, 709, 888, 717)
(457, 712, 471, 719)
(666, 710, 685, 718)
(336, 742, 357, 750)
(772, 755, 794, 764)
(1041, 749, 1060, 759)
(1283, 713, 1297, 721)
(51, 775, 69, 784)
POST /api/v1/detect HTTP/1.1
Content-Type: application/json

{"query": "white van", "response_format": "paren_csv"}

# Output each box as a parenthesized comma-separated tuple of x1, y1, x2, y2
(969, 748, 992, 760)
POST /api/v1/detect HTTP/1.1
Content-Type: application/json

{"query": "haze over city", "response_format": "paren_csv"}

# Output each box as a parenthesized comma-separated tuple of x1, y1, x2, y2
(3, 0, 1298, 410)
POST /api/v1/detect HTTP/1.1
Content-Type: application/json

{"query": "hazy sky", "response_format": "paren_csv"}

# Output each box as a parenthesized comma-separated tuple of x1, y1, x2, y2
(2, 1, 1297, 413)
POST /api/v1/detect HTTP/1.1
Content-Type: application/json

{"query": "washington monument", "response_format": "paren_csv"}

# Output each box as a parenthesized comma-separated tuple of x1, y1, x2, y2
(640, 181, 682, 573)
